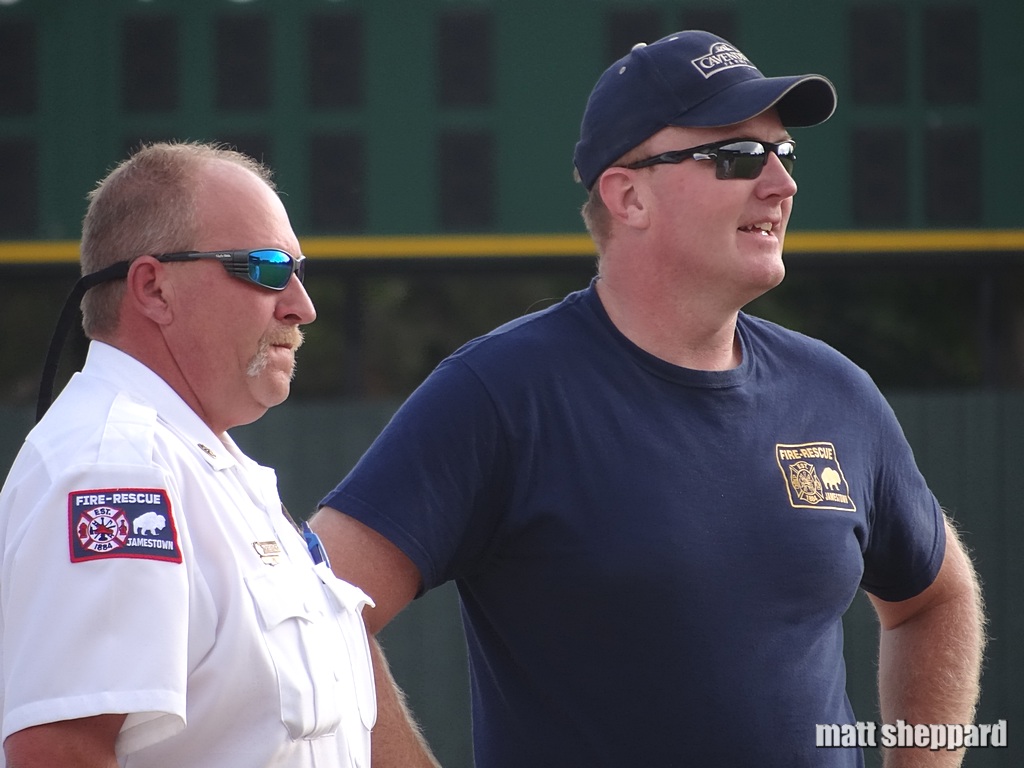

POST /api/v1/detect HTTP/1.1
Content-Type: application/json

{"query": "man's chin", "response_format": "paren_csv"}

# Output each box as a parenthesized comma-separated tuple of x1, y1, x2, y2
(266, 368, 296, 401)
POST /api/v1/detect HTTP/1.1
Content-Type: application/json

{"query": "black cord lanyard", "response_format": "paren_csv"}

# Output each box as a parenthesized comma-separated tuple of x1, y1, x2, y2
(36, 261, 131, 423)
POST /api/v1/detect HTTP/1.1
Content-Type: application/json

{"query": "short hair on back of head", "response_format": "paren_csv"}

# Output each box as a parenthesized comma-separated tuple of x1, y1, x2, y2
(79, 141, 275, 339)
(576, 141, 652, 259)
(580, 182, 612, 253)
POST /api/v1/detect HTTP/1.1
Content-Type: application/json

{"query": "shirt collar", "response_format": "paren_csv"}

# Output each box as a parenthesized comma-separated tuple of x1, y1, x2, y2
(81, 341, 240, 471)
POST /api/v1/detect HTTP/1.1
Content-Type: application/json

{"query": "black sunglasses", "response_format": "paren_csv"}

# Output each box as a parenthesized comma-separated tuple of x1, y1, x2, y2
(623, 138, 797, 180)
(36, 248, 305, 421)
(154, 248, 305, 291)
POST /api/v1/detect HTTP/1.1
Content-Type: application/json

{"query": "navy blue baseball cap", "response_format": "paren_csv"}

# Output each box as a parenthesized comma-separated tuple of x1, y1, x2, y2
(573, 30, 837, 190)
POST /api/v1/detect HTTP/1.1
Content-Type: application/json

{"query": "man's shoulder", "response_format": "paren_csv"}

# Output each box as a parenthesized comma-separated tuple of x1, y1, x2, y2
(740, 313, 881, 397)
(741, 313, 864, 365)
(31, 384, 161, 468)
(2, 388, 165, 522)
(450, 288, 595, 365)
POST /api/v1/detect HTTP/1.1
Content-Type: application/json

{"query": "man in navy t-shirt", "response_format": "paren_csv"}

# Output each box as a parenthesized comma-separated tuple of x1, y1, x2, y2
(313, 30, 985, 768)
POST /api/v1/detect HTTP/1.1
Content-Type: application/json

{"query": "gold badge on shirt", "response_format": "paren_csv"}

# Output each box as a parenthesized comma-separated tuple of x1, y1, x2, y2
(252, 540, 282, 566)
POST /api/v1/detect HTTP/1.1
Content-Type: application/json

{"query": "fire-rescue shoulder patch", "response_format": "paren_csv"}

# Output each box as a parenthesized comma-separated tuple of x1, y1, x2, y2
(68, 487, 182, 564)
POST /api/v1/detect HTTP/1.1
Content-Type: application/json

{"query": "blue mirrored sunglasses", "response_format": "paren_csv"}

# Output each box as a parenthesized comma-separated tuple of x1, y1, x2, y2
(154, 248, 305, 291)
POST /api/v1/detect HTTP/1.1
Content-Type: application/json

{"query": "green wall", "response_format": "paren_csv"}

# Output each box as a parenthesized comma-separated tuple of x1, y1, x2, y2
(2, 0, 1022, 239)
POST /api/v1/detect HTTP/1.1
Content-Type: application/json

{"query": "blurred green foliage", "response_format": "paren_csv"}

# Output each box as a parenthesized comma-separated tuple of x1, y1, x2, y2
(4, 258, 1017, 408)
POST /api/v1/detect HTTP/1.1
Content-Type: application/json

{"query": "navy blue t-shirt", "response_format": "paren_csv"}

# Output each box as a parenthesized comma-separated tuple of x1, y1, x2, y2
(322, 282, 945, 767)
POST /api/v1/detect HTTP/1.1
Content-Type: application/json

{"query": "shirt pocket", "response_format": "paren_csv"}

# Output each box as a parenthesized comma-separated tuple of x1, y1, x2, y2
(245, 563, 351, 740)
(313, 562, 377, 733)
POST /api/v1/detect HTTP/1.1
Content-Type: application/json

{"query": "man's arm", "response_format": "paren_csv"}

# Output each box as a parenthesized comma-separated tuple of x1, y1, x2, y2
(868, 517, 986, 768)
(310, 506, 441, 768)
(4, 714, 126, 768)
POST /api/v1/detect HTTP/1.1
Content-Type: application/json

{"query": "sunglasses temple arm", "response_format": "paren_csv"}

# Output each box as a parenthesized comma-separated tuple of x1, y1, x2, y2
(220, 254, 255, 279)
(36, 262, 130, 423)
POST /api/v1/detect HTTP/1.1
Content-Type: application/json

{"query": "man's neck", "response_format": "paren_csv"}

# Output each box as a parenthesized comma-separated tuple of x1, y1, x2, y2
(593, 276, 742, 371)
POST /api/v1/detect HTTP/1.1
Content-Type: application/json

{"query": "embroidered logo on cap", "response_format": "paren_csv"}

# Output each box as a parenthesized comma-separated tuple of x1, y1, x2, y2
(775, 442, 856, 512)
(68, 488, 182, 563)
(690, 41, 756, 79)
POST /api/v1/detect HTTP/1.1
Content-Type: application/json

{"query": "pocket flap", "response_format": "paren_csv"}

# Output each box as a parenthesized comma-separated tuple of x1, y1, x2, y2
(246, 565, 319, 630)
(313, 562, 375, 614)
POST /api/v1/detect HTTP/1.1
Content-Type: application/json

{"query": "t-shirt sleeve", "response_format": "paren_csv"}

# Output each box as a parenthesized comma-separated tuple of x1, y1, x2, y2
(860, 395, 946, 602)
(320, 358, 508, 592)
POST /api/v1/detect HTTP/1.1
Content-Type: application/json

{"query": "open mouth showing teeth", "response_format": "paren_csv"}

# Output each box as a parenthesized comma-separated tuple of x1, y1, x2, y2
(741, 222, 774, 234)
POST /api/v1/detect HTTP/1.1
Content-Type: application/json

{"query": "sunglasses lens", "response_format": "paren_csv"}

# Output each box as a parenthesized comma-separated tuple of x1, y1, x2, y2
(777, 143, 796, 175)
(715, 142, 766, 180)
(248, 249, 294, 289)
(715, 141, 796, 180)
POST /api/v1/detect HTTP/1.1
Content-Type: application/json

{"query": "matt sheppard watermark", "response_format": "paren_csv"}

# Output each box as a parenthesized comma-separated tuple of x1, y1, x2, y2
(816, 720, 1007, 750)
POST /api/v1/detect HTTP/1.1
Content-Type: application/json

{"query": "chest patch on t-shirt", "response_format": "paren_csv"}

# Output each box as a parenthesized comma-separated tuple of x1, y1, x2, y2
(775, 442, 857, 512)
(68, 488, 182, 564)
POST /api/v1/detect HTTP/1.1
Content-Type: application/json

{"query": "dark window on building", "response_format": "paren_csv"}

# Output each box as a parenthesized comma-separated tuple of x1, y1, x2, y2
(217, 134, 272, 167)
(438, 10, 493, 107)
(851, 126, 909, 226)
(679, 9, 737, 43)
(923, 7, 979, 105)
(309, 134, 366, 232)
(308, 13, 364, 109)
(439, 131, 495, 230)
(849, 7, 907, 104)
(606, 9, 664, 62)
(120, 134, 175, 160)
(925, 125, 981, 225)
(121, 15, 179, 112)
(215, 15, 271, 111)
(0, 139, 37, 236)
(0, 20, 36, 116)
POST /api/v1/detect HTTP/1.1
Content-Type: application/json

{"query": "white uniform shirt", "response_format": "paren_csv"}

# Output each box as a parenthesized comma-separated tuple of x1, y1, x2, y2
(0, 342, 375, 767)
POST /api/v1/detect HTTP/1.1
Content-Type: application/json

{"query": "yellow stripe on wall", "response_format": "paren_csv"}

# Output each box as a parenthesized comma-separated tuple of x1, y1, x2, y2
(1, 230, 1023, 265)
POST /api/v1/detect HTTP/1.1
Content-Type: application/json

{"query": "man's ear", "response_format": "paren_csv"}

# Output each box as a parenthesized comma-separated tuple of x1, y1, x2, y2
(597, 167, 651, 231)
(126, 256, 174, 325)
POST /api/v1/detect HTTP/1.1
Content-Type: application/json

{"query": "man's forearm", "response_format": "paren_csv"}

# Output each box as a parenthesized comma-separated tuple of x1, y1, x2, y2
(876, 526, 985, 767)
(369, 633, 442, 768)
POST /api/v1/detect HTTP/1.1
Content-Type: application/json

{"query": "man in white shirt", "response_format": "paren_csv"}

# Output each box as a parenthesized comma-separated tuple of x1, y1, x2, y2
(0, 142, 423, 767)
